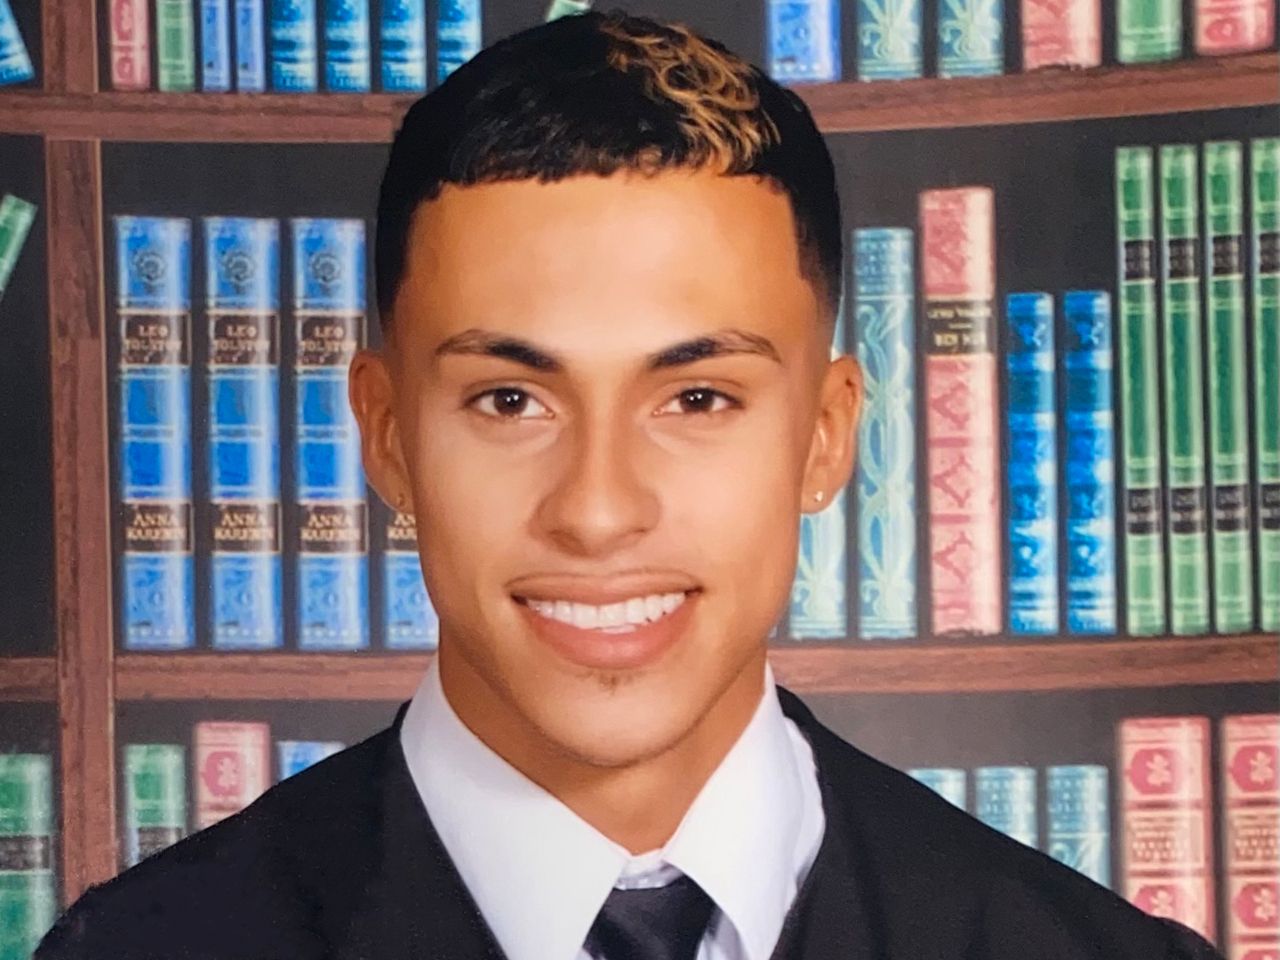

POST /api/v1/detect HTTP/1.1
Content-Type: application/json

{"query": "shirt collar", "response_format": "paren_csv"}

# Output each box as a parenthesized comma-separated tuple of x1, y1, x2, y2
(399, 656, 811, 960)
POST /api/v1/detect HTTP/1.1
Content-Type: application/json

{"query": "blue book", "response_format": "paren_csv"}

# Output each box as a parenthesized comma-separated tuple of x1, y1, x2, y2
(235, 0, 266, 90)
(384, 510, 439, 650)
(324, 0, 370, 91)
(436, 0, 481, 84)
(271, 0, 319, 91)
(276, 740, 344, 779)
(205, 218, 283, 650)
(856, 0, 922, 80)
(201, 0, 232, 90)
(291, 218, 369, 650)
(1061, 291, 1117, 634)
(1006, 293, 1059, 635)
(1046, 764, 1110, 888)
(854, 228, 917, 639)
(115, 217, 196, 651)
(908, 767, 966, 809)
(379, 0, 426, 91)
(767, 0, 841, 84)
(975, 766, 1037, 848)
(0, 0, 34, 86)
(937, 0, 1003, 77)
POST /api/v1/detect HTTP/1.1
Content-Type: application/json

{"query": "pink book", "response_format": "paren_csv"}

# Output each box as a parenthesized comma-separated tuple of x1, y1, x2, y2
(1022, 0, 1102, 69)
(1120, 716, 1217, 944)
(920, 187, 1002, 637)
(1222, 714, 1280, 960)
(1196, 0, 1275, 53)
(108, 0, 150, 91)
(194, 722, 271, 829)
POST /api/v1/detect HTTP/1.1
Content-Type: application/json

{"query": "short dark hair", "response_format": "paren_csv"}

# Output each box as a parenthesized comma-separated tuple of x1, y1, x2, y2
(375, 9, 842, 329)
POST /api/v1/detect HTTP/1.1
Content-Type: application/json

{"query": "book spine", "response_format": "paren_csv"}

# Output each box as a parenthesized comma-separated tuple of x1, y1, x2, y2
(436, 0, 482, 84)
(0, 194, 36, 301)
(545, 0, 593, 19)
(1160, 145, 1212, 636)
(1062, 290, 1118, 634)
(1119, 716, 1216, 942)
(384, 509, 439, 650)
(938, 0, 1004, 77)
(1021, 0, 1101, 69)
(292, 218, 369, 650)
(379, 0, 426, 92)
(921, 187, 1002, 637)
(276, 740, 344, 779)
(323, 0, 371, 91)
(1117, 0, 1181, 61)
(122, 744, 187, 867)
(194, 721, 270, 829)
(1203, 141, 1255, 634)
(0, 0, 34, 87)
(1115, 147, 1167, 635)
(206, 217, 284, 650)
(908, 767, 967, 809)
(0, 754, 55, 960)
(856, 0, 923, 80)
(1221, 714, 1280, 960)
(791, 487, 849, 638)
(1253, 137, 1280, 633)
(271, 0, 319, 91)
(115, 216, 196, 651)
(1005, 292, 1059, 636)
(976, 766, 1038, 848)
(200, 0, 231, 90)
(109, 0, 152, 90)
(235, 0, 266, 90)
(1048, 764, 1111, 888)
(854, 228, 917, 639)
(156, 0, 197, 91)
(1195, 0, 1274, 52)
(767, 0, 842, 84)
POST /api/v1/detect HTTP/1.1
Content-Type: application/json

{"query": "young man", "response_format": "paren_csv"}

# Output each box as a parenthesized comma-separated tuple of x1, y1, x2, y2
(40, 11, 1222, 960)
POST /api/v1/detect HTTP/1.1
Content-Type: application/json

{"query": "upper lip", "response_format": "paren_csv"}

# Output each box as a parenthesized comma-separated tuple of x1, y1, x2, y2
(508, 572, 700, 605)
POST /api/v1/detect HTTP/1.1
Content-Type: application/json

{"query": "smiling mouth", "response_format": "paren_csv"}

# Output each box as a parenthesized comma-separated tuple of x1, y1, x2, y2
(512, 591, 695, 633)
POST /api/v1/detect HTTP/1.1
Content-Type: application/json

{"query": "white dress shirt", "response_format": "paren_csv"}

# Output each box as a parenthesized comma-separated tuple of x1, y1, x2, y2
(399, 656, 826, 960)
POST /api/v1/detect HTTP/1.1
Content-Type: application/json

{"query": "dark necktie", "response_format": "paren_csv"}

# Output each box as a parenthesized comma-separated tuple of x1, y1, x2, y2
(583, 873, 717, 960)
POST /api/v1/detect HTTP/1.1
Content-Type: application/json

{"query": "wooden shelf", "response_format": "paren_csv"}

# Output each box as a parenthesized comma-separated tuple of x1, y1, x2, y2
(114, 633, 1278, 700)
(0, 52, 1274, 142)
(0, 657, 58, 702)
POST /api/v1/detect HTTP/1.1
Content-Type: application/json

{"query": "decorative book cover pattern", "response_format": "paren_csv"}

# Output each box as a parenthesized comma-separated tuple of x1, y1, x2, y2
(0, 754, 55, 960)
(195, 721, 270, 829)
(768, 0, 842, 83)
(1254, 138, 1280, 634)
(122, 744, 188, 868)
(1221, 714, 1280, 960)
(1021, 0, 1101, 69)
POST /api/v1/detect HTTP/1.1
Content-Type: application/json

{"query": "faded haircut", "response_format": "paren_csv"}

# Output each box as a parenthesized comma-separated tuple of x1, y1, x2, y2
(375, 9, 842, 328)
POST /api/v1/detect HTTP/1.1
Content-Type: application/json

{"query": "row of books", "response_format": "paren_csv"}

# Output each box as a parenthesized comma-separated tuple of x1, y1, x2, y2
(0, 193, 36, 302)
(0, 0, 33, 88)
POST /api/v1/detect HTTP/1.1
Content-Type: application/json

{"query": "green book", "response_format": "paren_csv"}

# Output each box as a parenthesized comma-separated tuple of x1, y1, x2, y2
(0, 754, 56, 960)
(156, 0, 196, 92)
(545, 0, 592, 19)
(0, 193, 35, 303)
(1159, 144, 1211, 636)
(1117, 0, 1181, 63)
(1253, 137, 1280, 633)
(122, 744, 187, 868)
(1203, 141, 1254, 634)
(1115, 146, 1167, 635)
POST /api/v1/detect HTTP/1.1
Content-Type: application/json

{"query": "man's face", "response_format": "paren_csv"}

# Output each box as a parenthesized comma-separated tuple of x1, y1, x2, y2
(352, 169, 858, 775)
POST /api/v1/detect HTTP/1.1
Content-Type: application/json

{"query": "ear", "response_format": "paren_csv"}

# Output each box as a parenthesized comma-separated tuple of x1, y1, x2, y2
(349, 347, 415, 515)
(800, 353, 862, 513)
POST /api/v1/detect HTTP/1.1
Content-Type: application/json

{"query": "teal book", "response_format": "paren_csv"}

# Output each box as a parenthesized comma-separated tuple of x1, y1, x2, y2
(1253, 138, 1280, 633)
(0, 754, 56, 960)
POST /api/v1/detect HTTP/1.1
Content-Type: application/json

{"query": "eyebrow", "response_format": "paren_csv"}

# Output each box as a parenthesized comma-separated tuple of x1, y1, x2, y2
(433, 327, 782, 372)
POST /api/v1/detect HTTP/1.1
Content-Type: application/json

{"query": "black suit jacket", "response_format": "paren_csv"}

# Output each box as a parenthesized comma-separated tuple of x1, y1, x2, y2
(38, 686, 1224, 959)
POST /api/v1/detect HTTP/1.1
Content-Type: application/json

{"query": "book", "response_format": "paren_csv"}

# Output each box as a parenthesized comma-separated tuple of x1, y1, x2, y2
(1203, 141, 1255, 634)
(156, 0, 197, 91)
(115, 216, 196, 651)
(0, 0, 34, 87)
(437, 0, 482, 84)
(271, 0, 319, 91)
(1159, 145, 1212, 636)
(1119, 716, 1216, 942)
(194, 722, 270, 829)
(920, 187, 1002, 636)
(1047, 764, 1110, 888)
(1021, 0, 1101, 69)
(1221, 714, 1280, 960)
(0, 754, 56, 960)
(767, 0, 842, 84)
(791, 487, 850, 638)
(201, 0, 232, 90)
(1117, 0, 1181, 61)
(205, 217, 284, 650)
(1115, 147, 1167, 636)
(292, 218, 370, 650)
(324, 0, 371, 91)
(1195, 0, 1275, 53)
(853, 228, 918, 639)
(380, 0, 426, 92)
(277, 740, 345, 779)
(1005, 292, 1059, 635)
(908, 767, 967, 808)
(383, 509, 439, 650)
(122, 744, 187, 867)
(546, 0, 593, 19)
(1253, 137, 1280, 634)
(1061, 290, 1117, 634)
(109, 0, 152, 90)
(976, 766, 1038, 847)
(0, 194, 36, 303)
(856, 0, 923, 80)
(236, 0, 267, 91)
(938, 0, 1004, 77)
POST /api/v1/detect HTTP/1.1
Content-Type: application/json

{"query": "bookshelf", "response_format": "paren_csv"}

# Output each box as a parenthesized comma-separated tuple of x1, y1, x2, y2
(0, 0, 1277, 932)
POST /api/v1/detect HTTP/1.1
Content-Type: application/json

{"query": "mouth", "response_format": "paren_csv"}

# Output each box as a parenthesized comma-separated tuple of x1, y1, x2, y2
(512, 590, 694, 634)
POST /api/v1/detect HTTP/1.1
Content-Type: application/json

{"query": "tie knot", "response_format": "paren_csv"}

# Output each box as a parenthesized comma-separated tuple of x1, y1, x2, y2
(584, 873, 717, 960)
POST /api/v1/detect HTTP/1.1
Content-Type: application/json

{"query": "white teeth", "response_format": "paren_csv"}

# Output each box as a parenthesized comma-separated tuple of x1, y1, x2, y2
(600, 602, 626, 627)
(645, 595, 664, 621)
(554, 600, 574, 625)
(572, 603, 599, 630)
(524, 591, 689, 631)
(625, 598, 647, 625)
(662, 592, 682, 613)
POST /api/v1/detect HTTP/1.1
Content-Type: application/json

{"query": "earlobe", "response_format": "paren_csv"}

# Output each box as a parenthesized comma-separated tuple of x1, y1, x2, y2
(348, 348, 414, 513)
(800, 354, 862, 510)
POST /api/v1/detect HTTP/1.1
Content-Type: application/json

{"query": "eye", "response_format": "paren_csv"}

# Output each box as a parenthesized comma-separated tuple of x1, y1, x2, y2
(655, 387, 741, 416)
(469, 387, 552, 420)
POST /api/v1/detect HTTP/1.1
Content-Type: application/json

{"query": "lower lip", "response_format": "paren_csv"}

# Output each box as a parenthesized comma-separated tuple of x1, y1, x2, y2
(515, 593, 698, 671)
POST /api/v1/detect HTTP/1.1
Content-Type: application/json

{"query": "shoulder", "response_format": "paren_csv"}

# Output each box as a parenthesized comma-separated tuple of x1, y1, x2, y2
(36, 726, 397, 960)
